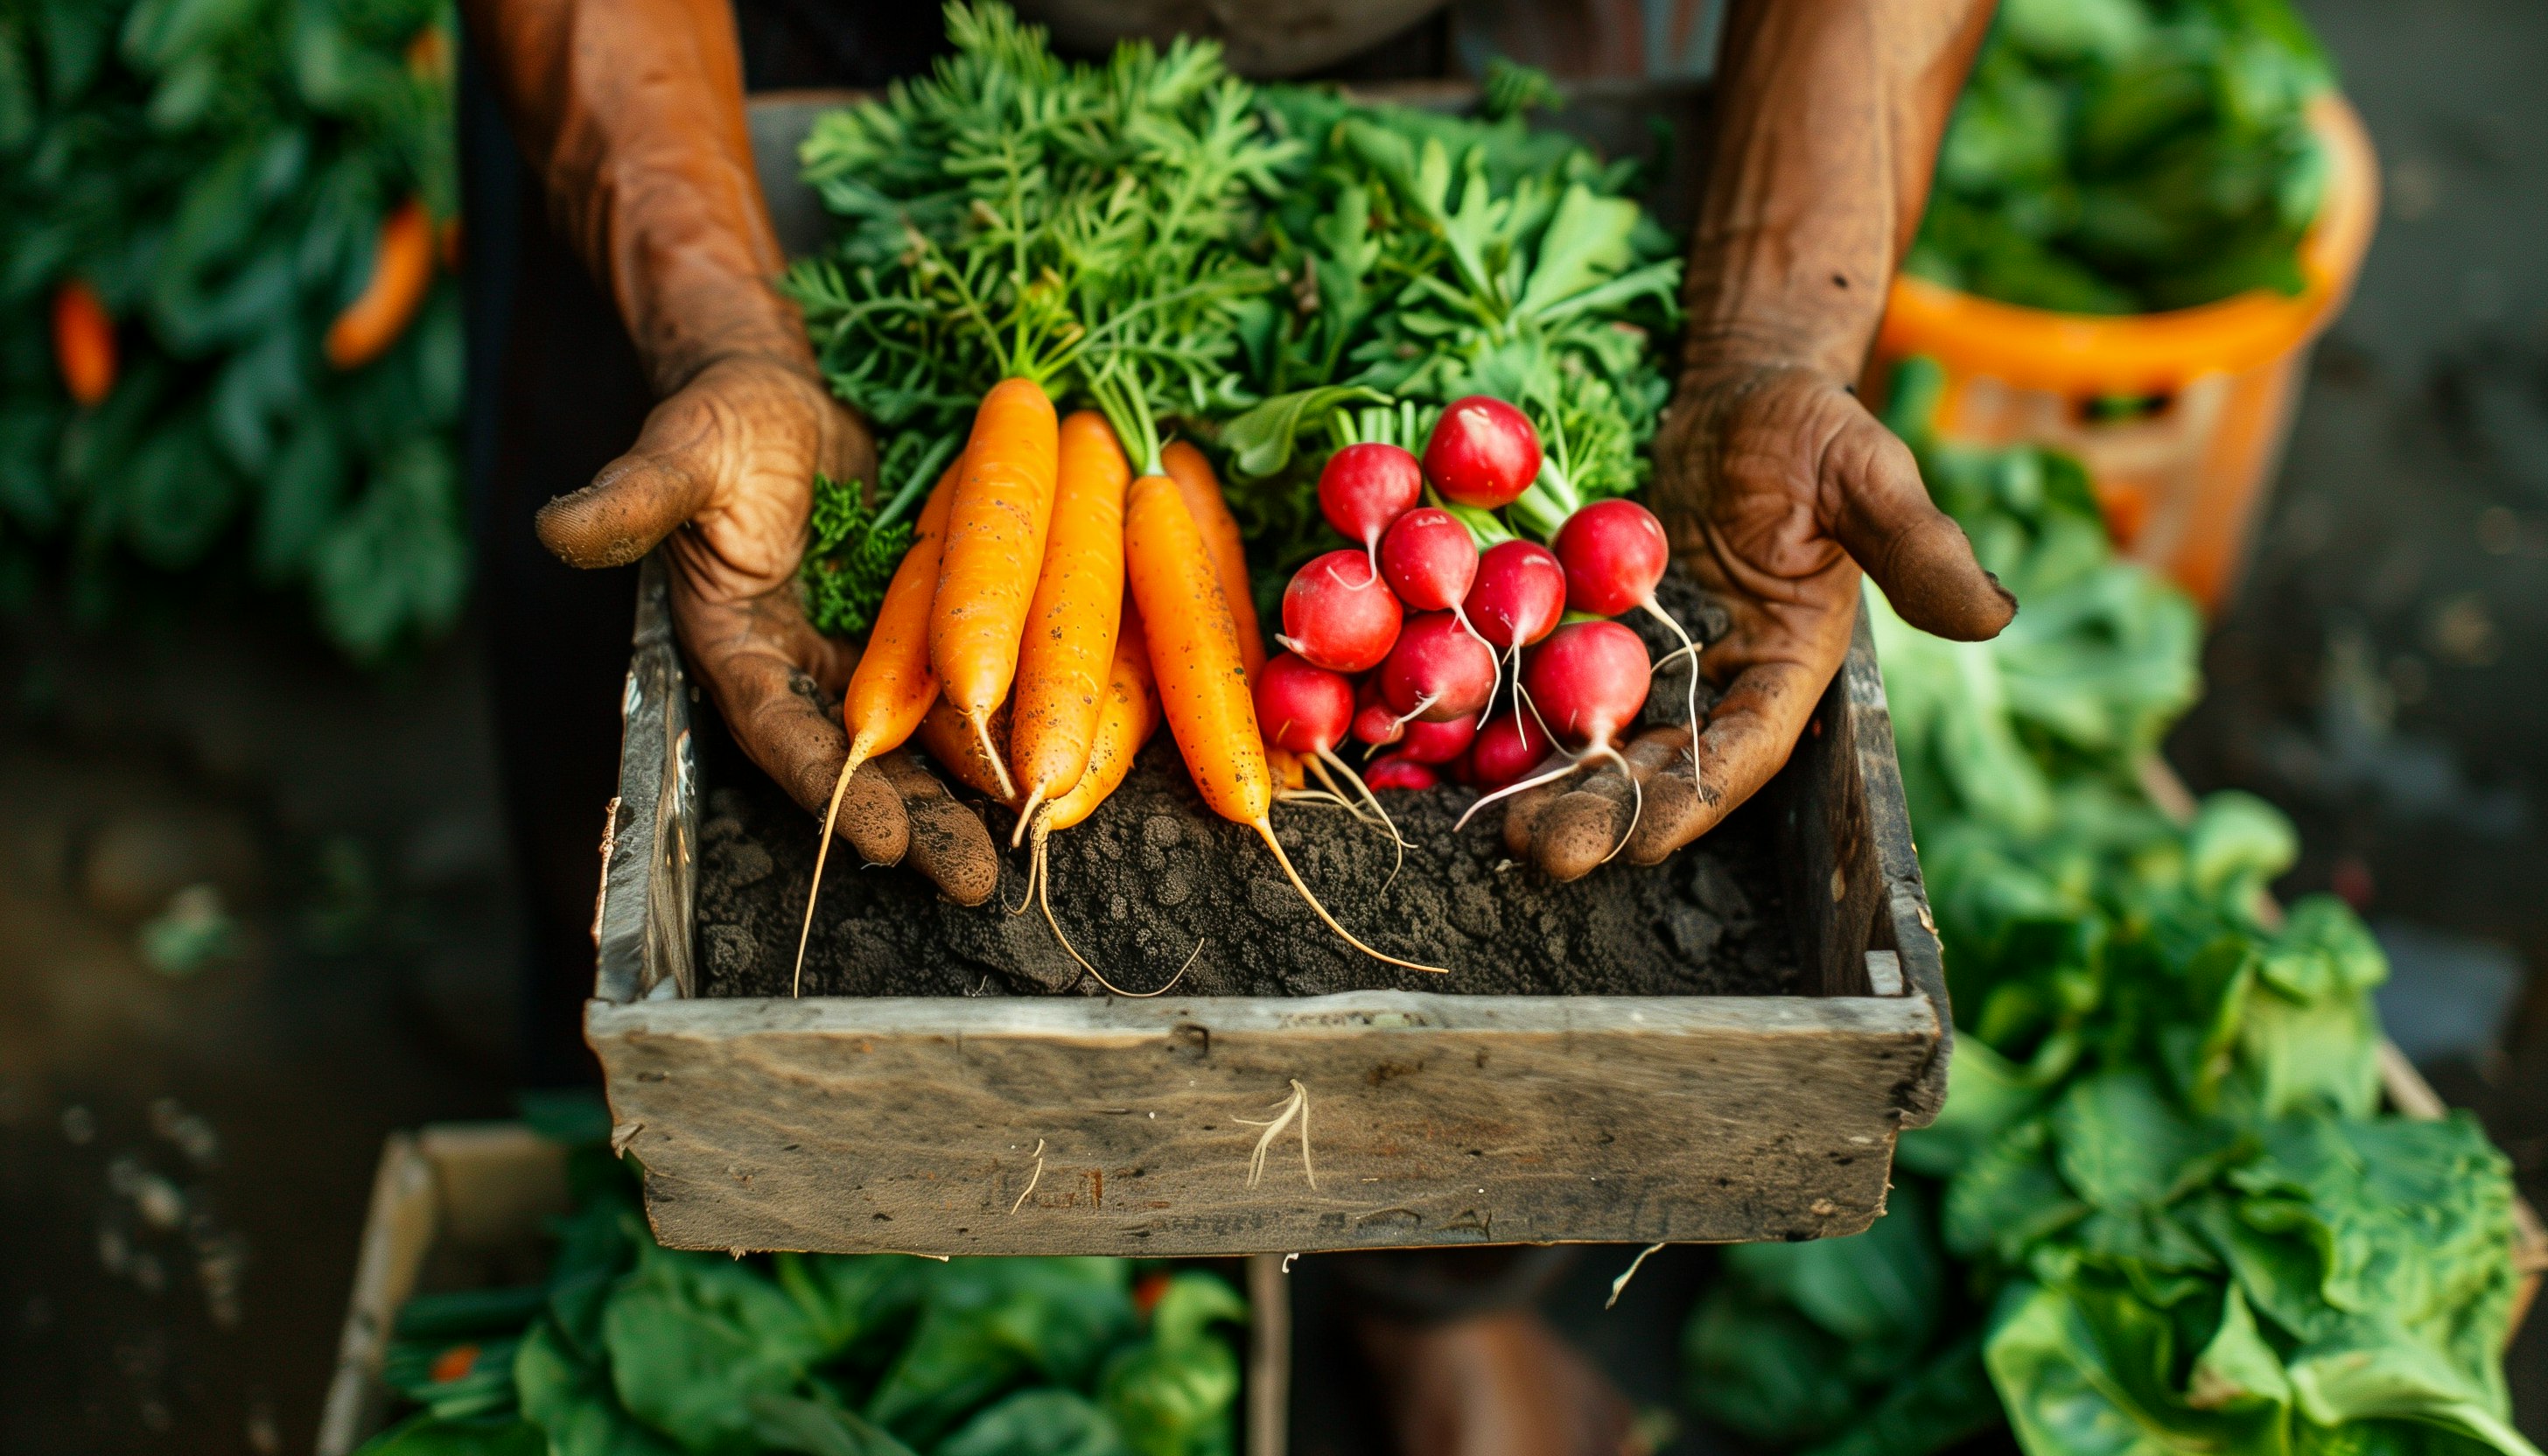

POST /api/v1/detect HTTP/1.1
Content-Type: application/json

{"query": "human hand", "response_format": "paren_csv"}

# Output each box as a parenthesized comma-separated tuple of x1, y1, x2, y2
(1502, 361, 2015, 880)
(536, 352, 999, 905)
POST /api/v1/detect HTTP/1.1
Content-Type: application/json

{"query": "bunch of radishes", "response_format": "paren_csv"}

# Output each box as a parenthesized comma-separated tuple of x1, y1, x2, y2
(1252, 394, 1698, 820)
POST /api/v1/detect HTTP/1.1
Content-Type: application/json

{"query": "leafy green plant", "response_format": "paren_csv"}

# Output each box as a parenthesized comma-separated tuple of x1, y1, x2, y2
(1907, 0, 2334, 313)
(0, 0, 463, 659)
(1684, 360, 2533, 1456)
(358, 1114, 1250, 1456)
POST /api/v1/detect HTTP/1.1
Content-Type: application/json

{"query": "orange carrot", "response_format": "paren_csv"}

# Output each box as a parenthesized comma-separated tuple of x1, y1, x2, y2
(931, 378, 1059, 801)
(1124, 467, 1443, 973)
(326, 199, 436, 370)
(1162, 441, 1264, 678)
(1008, 411, 1129, 838)
(52, 280, 116, 407)
(793, 459, 967, 986)
(1044, 606, 1158, 836)
(917, 694, 1018, 808)
(1030, 606, 1188, 994)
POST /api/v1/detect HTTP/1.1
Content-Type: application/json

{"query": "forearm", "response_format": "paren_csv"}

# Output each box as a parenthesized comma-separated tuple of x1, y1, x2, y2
(1683, 0, 1994, 383)
(464, 0, 808, 395)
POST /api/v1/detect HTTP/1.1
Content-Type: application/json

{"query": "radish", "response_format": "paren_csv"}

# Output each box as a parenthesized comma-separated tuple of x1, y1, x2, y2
(1378, 612, 1497, 724)
(1423, 396, 1542, 509)
(1255, 650, 1405, 864)
(1379, 508, 1479, 611)
(1280, 549, 1403, 673)
(1464, 541, 1568, 650)
(1318, 443, 1424, 577)
(1363, 755, 1438, 792)
(1254, 653, 1355, 755)
(1470, 711, 1554, 789)
(1454, 620, 1653, 862)
(1395, 714, 1476, 766)
(1461, 538, 1570, 732)
(1552, 499, 1701, 738)
(1350, 676, 1403, 747)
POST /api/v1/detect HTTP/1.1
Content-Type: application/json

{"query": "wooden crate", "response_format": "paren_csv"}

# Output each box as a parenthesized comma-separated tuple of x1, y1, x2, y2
(587, 550, 1948, 1257)
(314, 1123, 1297, 1456)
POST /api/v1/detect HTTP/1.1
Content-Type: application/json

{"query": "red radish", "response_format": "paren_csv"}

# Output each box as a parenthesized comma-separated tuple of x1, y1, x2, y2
(1551, 499, 1702, 737)
(1353, 698, 1404, 747)
(1470, 711, 1554, 789)
(1256, 651, 1408, 863)
(1379, 612, 1497, 724)
(1254, 654, 1354, 754)
(1554, 499, 1670, 616)
(1525, 620, 1652, 746)
(1461, 537, 1571, 731)
(1464, 541, 1567, 649)
(1280, 550, 1403, 673)
(1319, 443, 1424, 575)
(1364, 755, 1438, 792)
(1379, 508, 1479, 611)
(1423, 396, 1542, 509)
(1455, 620, 1655, 862)
(1395, 714, 1476, 765)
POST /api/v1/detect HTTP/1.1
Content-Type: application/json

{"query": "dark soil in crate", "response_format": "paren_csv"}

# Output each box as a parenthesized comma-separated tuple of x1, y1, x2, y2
(695, 573, 1802, 999)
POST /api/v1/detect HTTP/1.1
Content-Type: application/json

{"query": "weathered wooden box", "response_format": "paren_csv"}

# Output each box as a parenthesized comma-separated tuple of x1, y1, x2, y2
(588, 554, 1950, 1257)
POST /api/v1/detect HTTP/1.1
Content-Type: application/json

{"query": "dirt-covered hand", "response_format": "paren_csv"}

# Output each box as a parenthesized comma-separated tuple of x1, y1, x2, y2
(1504, 364, 2013, 881)
(536, 354, 999, 906)
(470, 0, 998, 906)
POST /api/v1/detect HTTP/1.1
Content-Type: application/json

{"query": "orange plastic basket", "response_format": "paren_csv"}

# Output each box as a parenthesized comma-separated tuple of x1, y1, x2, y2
(1873, 94, 2379, 612)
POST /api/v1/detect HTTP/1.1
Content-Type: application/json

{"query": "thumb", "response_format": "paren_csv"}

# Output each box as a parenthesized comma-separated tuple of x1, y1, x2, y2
(536, 442, 715, 570)
(1824, 408, 2017, 641)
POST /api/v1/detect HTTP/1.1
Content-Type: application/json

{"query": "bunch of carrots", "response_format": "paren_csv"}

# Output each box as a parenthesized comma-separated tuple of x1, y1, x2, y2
(796, 377, 1444, 993)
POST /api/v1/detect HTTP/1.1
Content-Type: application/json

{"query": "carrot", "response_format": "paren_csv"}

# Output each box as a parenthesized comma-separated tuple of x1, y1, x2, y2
(793, 459, 966, 989)
(52, 280, 116, 406)
(1162, 441, 1264, 678)
(931, 378, 1060, 802)
(1007, 411, 1129, 840)
(917, 693, 1018, 807)
(326, 199, 436, 370)
(1029, 606, 1195, 995)
(1124, 466, 1444, 974)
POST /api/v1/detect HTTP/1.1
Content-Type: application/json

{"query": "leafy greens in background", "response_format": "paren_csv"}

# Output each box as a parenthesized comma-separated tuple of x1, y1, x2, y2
(0, 0, 465, 659)
(359, 1116, 1250, 1456)
(1907, 0, 2334, 314)
(787, 7, 1682, 634)
(1684, 357, 2534, 1456)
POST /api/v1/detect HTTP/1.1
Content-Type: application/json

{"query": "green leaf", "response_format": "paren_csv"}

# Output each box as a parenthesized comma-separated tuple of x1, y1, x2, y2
(942, 1390, 1136, 1456)
(749, 1393, 923, 1456)
(1722, 1186, 1943, 1365)
(2050, 1070, 2244, 1211)
(1217, 386, 1388, 480)
(600, 1242, 832, 1450)
(1098, 1274, 1246, 1456)
(864, 1259, 1137, 1447)
(514, 1322, 680, 1456)
(353, 1413, 546, 1456)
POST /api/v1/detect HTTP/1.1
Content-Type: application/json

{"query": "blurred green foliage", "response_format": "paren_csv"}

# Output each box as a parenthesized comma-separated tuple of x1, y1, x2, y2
(1908, 0, 2334, 313)
(0, 0, 463, 660)
(1684, 360, 2533, 1456)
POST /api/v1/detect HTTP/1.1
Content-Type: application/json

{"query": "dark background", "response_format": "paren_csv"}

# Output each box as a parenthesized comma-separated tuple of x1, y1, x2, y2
(3, 0, 2544, 1448)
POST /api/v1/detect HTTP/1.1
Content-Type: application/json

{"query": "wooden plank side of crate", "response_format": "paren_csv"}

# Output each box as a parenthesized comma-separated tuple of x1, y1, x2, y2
(589, 990, 1937, 1258)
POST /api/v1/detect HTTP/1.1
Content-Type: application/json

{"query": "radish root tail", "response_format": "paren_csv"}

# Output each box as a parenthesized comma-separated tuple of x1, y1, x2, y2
(1253, 820, 1447, 974)
(970, 709, 1018, 802)
(1236, 1079, 1318, 1190)
(1641, 597, 1704, 747)
(792, 738, 873, 998)
(1304, 753, 1380, 828)
(1588, 742, 1644, 864)
(1453, 755, 1583, 832)
(1313, 746, 1406, 892)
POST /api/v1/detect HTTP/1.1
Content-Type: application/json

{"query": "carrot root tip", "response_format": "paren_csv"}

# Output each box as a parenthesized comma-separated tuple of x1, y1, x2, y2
(1252, 819, 1446, 975)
